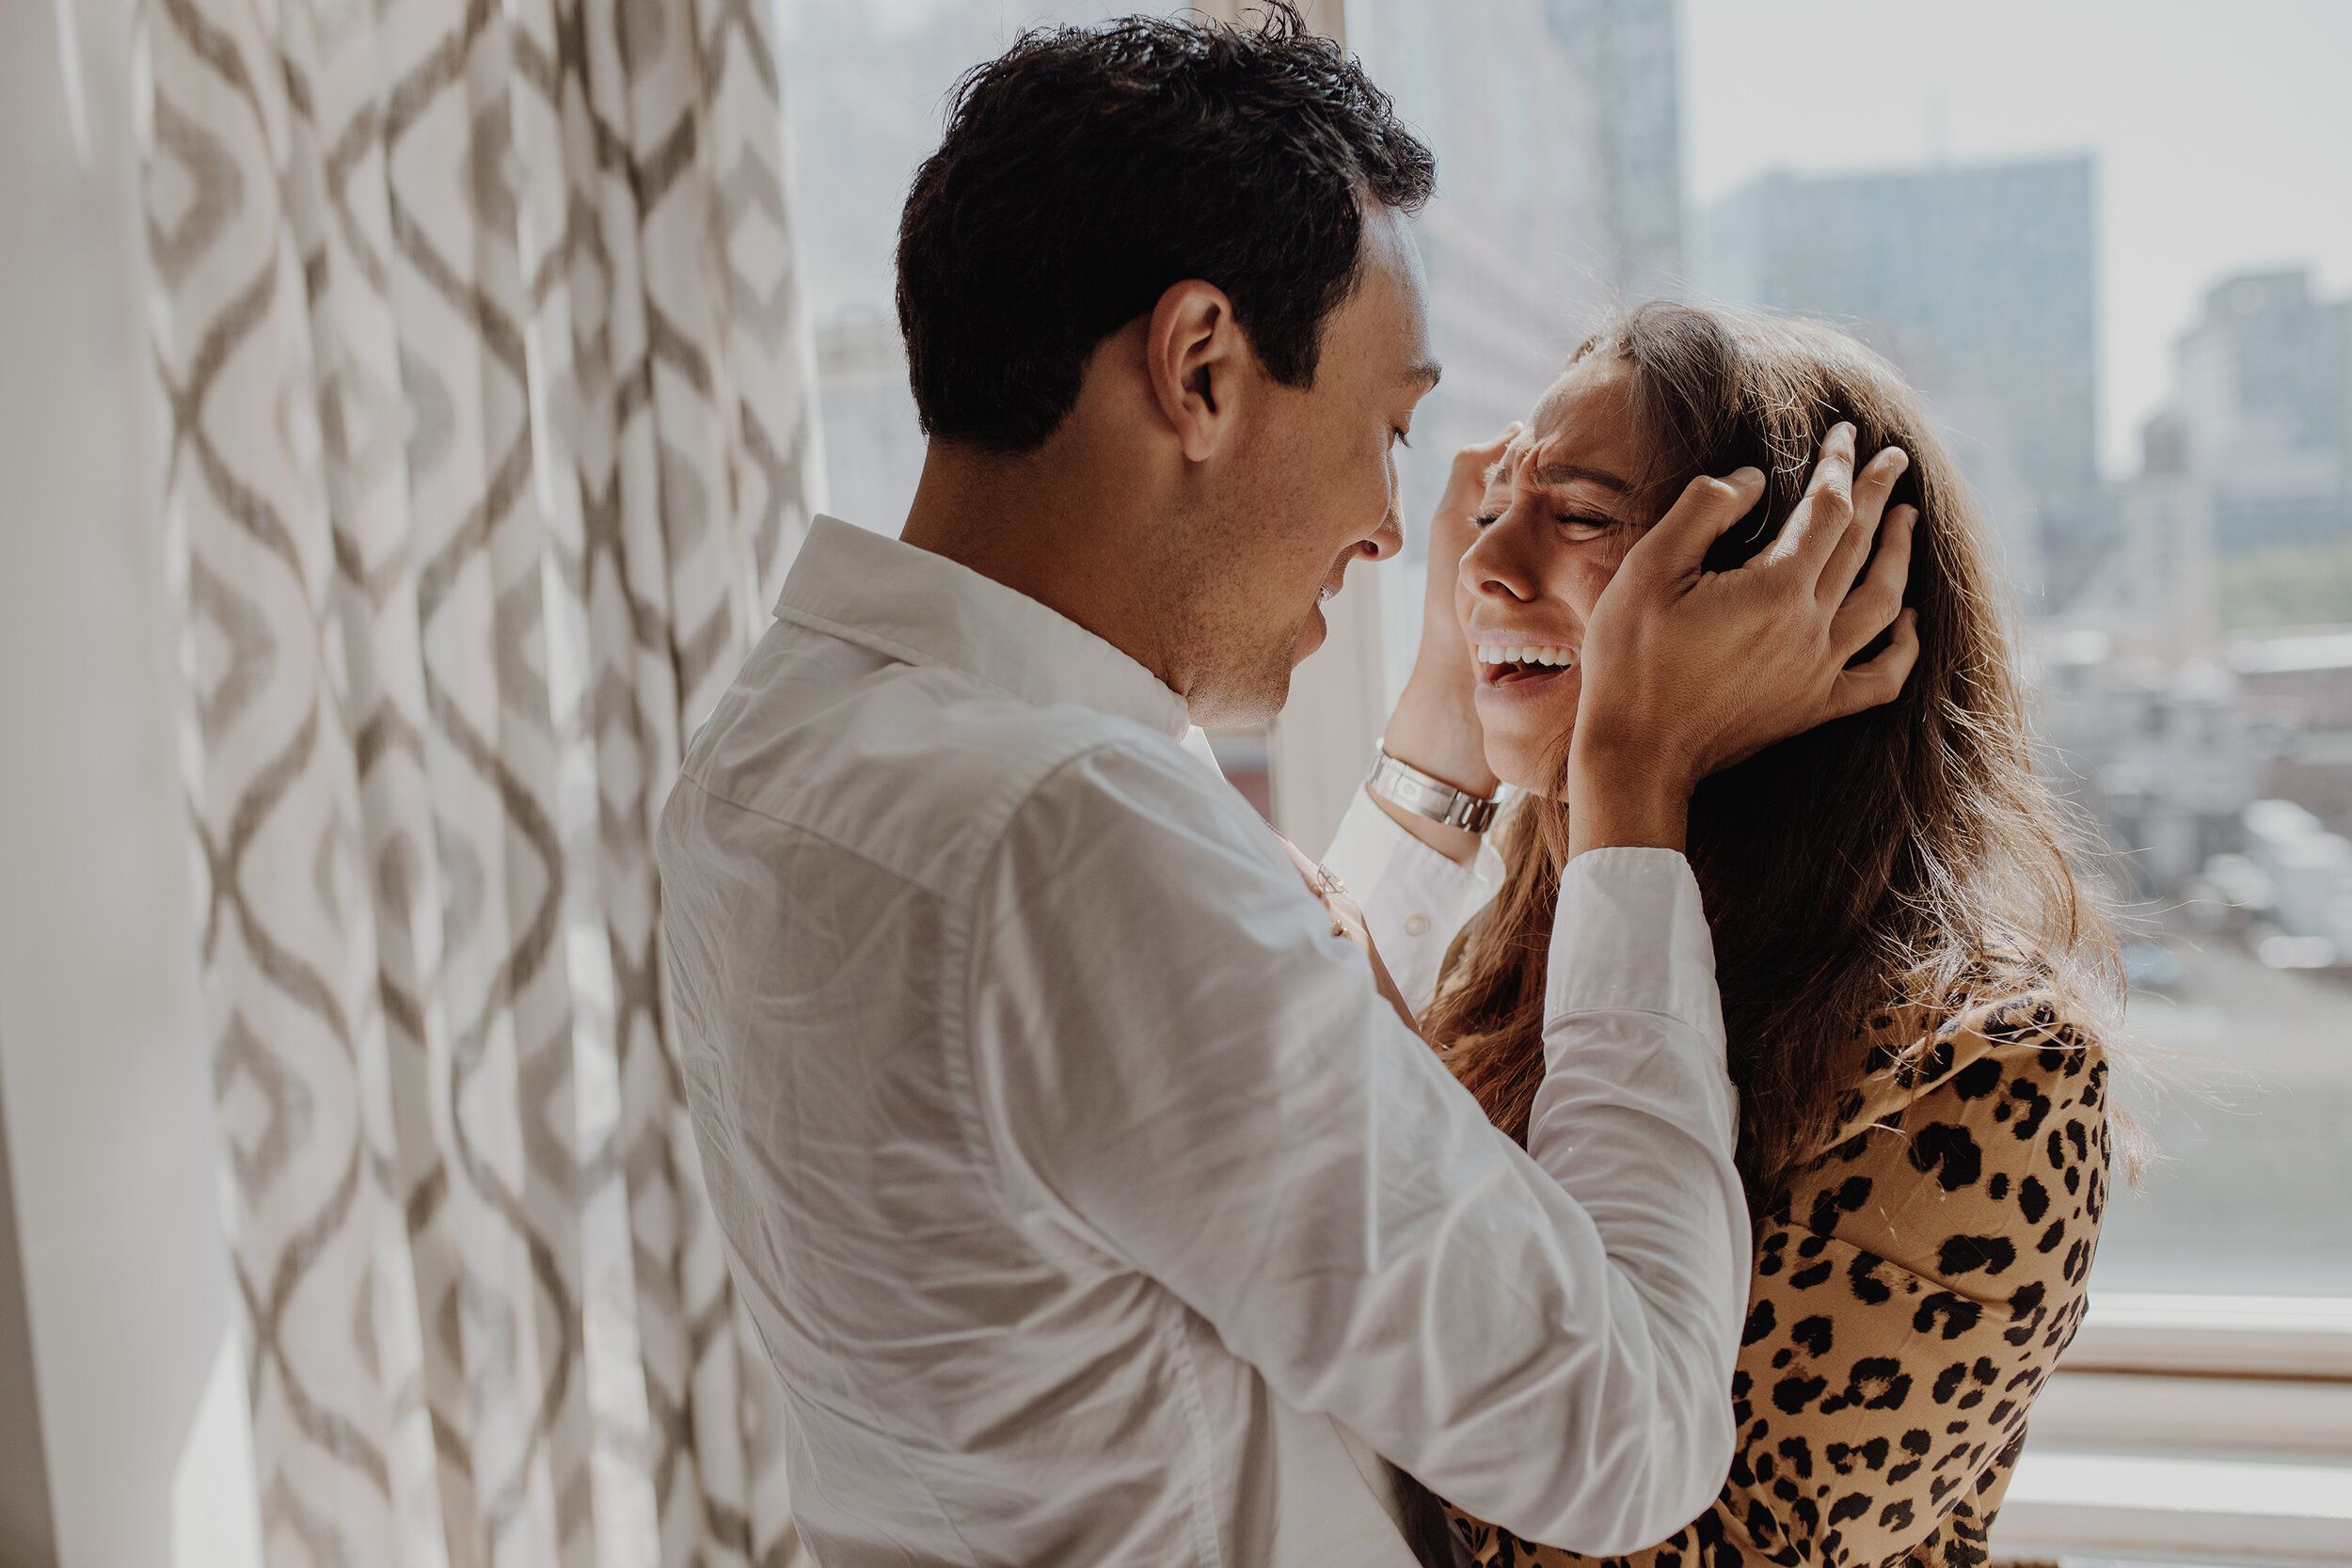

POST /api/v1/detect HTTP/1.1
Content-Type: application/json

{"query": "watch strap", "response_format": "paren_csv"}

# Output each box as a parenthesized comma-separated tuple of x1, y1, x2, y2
(1362, 747, 1500, 834)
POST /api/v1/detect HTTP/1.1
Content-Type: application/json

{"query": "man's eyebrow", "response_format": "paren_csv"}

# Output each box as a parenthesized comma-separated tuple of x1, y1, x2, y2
(1406, 359, 1442, 389)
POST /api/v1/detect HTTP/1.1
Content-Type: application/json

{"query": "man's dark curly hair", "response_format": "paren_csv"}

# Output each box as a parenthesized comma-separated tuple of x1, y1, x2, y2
(896, 3, 1436, 452)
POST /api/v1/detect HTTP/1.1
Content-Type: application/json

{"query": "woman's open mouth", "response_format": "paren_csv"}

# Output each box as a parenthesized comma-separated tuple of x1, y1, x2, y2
(1473, 642, 1578, 690)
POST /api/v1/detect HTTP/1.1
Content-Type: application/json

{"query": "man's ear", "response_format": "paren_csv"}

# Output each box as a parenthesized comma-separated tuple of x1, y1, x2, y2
(1146, 279, 1247, 464)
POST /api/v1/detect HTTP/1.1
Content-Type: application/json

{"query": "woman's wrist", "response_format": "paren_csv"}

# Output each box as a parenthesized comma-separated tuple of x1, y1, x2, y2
(1370, 660, 1499, 868)
(1565, 737, 1692, 859)
(1383, 659, 1501, 799)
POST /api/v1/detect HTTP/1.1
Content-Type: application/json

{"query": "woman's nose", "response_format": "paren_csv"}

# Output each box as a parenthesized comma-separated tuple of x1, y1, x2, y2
(1461, 513, 1539, 602)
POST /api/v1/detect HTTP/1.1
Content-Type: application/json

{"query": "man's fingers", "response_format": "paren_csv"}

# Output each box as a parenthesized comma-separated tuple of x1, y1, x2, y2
(1823, 606, 1921, 721)
(1829, 504, 1917, 657)
(1816, 446, 1909, 607)
(1624, 467, 1767, 581)
(1762, 422, 1857, 572)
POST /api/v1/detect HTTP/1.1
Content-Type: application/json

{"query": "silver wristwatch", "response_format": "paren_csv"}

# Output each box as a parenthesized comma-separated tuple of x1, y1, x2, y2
(1363, 746, 1500, 833)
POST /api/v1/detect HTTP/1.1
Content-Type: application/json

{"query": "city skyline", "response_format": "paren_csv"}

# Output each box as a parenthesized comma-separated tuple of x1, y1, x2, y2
(1692, 154, 2099, 609)
(1682, 0, 2352, 481)
(783, 0, 2352, 498)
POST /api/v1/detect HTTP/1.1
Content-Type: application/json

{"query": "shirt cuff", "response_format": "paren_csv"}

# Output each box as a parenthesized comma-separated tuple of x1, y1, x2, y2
(1546, 847, 1722, 1039)
(1323, 789, 1504, 1014)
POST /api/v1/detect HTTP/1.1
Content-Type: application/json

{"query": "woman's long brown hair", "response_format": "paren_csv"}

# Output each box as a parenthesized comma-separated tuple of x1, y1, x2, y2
(1422, 301, 2123, 1214)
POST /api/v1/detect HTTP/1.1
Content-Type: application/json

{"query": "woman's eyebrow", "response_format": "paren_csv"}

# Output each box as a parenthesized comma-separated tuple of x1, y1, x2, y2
(1531, 462, 1632, 492)
(1481, 456, 1635, 492)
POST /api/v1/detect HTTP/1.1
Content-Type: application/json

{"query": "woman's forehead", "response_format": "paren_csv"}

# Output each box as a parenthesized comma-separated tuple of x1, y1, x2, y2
(1490, 356, 1646, 489)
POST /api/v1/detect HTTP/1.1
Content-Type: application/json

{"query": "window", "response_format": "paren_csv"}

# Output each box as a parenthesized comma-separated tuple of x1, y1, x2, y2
(783, 4, 2352, 1557)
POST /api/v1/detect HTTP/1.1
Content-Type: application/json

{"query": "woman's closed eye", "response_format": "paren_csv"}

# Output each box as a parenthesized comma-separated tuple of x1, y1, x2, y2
(1470, 510, 1626, 539)
(1553, 512, 1625, 539)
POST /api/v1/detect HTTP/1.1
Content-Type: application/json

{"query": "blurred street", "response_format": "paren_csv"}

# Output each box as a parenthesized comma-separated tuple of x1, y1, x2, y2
(2095, 905, 2352, 1295)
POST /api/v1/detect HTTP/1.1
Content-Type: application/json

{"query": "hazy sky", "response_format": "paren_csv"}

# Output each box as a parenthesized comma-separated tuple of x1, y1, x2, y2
(1681, 0, 2352, 478)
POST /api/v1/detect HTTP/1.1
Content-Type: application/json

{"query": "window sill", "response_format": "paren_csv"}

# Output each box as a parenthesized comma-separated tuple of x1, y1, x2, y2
(1994, 1450, 2352, 1562)
(1990, 1295, 2352, 1564)
(2026, 1370, 2352, 1457)
(2062, 1294, 2352, 1381)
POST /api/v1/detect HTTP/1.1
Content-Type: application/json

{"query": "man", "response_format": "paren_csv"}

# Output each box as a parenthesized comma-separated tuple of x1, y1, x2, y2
(656, 9, 1916, 1565)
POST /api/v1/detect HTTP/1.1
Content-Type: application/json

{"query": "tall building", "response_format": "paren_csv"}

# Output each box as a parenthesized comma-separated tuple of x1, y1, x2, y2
(1547, 0, 1684, 301)
(2070, 266, 2352, 655)
(1694, 155, 2100, 609)
(2169, 267, 2352, 557)
(1349, 0, 1623, 526)
(2064, 408, 2218, 661)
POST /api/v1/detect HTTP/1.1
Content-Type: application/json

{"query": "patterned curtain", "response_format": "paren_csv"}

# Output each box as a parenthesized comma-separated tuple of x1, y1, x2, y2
(137, 0, 822, 1560)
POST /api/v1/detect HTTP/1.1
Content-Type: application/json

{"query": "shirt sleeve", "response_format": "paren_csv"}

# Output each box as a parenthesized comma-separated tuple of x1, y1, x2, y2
(1319, 786, 1506, 1015)
(965, 739, 1746, 1554)
(1447, 1003, 2110, 1568)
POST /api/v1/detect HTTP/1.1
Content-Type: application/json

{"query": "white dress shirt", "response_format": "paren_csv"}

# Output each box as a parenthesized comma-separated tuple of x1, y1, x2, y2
(656, 516, 1748, 1568)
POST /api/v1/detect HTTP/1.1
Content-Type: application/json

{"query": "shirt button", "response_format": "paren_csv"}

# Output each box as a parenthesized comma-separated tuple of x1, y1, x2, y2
(1403, 913, 1431, 938)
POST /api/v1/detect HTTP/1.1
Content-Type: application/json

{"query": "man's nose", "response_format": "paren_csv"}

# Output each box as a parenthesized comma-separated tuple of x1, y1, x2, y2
(1362, 493, 1405, 562)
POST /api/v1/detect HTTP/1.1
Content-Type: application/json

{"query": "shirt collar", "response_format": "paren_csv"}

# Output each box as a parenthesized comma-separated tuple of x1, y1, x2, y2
(775, 516, 1194, 740)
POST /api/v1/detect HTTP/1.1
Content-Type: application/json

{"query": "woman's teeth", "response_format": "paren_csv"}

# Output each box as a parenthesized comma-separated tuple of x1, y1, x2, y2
(1474, 645, 1575, 667)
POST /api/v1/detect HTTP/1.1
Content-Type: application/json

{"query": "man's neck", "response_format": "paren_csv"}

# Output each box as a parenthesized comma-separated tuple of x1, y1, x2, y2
(898, 438, 1188, 700)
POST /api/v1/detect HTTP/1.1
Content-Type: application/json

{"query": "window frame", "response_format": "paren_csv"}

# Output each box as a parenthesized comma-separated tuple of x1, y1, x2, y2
(1992, 1293, 2352, 1563)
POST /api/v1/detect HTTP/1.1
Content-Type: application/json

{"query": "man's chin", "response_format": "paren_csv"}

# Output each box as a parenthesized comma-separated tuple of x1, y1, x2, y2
(1184, 610, 1321, 729)
(1289, 601, 1328, 667)
(1189, 672, 1291, 731)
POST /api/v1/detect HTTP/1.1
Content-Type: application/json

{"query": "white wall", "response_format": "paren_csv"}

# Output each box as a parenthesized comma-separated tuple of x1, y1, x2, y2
(0, 1, 243, 1563)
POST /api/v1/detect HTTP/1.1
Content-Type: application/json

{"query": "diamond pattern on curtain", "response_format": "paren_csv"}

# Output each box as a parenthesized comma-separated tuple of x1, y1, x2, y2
(138, 0, 823, 1560)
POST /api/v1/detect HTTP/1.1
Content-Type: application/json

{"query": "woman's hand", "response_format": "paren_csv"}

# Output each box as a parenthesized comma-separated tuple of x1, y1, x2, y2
(1375, 425, 1518, 863)
(1273, 832, 1420, 1036)
(1566, 425, 1919, 860)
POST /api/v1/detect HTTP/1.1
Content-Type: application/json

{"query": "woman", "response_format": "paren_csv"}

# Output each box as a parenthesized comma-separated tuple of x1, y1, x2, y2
(1321, 301, 2121, 1568)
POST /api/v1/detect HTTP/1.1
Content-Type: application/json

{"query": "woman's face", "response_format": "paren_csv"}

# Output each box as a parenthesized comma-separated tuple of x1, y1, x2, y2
(1457, 355, 1660, 792)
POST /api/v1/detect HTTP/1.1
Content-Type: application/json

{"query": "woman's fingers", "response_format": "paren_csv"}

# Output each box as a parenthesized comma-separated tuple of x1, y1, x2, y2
(1824, 606, 1921, 721)
(1273, 830, 1351, 927)
(1446, 421, 1520, 487)
(1425, 424, 1520, 619)
(1816, 446, 1909, 609)
(1437, 423, 1520, 518)
(1760, 422, 1856, 573)
(1271, 832, 1327, 895)
(1828, 503, 1917, 658)
(1268, 830, 1419, 1031)
(1321, 887, 1420, 1033)
(1622, 467, 1767, 581)
(1430, 423, 1521, 558)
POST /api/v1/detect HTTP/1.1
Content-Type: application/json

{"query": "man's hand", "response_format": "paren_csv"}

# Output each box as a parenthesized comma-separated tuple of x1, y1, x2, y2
(1567, 423, 1919, 861)
(1374, 424, 1518, 865)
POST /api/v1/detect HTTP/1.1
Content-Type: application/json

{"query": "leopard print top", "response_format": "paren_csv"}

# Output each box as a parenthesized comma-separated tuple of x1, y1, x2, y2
(1445, 990, 2111, 1568)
